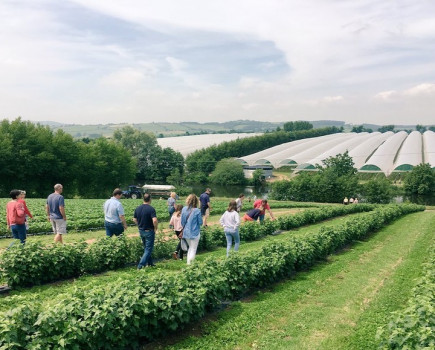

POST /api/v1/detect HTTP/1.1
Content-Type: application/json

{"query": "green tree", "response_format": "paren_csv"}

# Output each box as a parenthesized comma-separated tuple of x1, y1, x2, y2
(378, 125, 395, 133)
(283, 121, 313, 132)
(404, 163, 435, 195)
(429, 126, 435, 132)
(318, 151, 357, 177)
(210, 159, 247, 185)
(251, 169, 265, 186)
(113, 126, 183, 184)
(415, 124, 427, 133)
(362, 177, 393, 203)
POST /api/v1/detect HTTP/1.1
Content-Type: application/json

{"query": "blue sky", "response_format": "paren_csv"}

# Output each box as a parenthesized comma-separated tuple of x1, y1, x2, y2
(1, 0, 434, 125)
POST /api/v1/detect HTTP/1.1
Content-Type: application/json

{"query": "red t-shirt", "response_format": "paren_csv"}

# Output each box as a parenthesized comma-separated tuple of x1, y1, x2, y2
(253, 199, 270, 215)
(6, 201, 26, 226)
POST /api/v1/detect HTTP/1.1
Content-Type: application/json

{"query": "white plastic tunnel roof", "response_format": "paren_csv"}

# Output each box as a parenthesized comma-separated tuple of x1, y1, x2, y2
(297, 132, 372, 170)
(359, 131, 408, 175)
(423, 130, 435, 169)
(281, 133, 355, 167)
(392, 131, 423, 172)
(348, 132, 393, 169)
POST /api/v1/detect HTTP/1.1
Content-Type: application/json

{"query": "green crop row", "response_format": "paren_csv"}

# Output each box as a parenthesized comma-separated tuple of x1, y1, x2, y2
(0, 204, 374, 288)
(376, 243, 435, 349)
(0, 204, 424, 349)
(0, 198, 312, 237)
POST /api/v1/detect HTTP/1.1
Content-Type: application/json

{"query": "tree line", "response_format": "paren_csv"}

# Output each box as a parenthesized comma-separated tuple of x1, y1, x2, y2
(0, 119, 183, 198)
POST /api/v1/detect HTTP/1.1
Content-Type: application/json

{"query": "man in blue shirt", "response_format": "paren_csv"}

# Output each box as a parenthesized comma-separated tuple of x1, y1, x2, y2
(46, 184, 67, 244)
(134, 193, 158, 269)
(104, 188, 128, 237)
(199, 188, 212, 227)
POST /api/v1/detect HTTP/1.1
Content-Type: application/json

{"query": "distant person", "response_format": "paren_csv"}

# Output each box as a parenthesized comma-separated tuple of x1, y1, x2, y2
(104, 188, 128, 237)
(46, 184, 67, 244)
(170, 204, 184, 260)
(18, 190, 32, 233)
(181, 194, 203, 264)
(343, 197, 349, 205)
(235, 193, 245, 213)
(134, 193, 158, 269)
(243, 207, 263, 222)
(253, 199, 275, 222)
(349, 197, 354, 204)
(167, 192, 177, 218)
(199, 188, 212, 227)
(6, 189, 26, 245)
(354, 198, 359, 204)
(220, 200, 241, 257)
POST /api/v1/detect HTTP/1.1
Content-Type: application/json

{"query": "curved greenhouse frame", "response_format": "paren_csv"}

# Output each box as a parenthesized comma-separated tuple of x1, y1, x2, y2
(392, 131, 423, 172)
(423, 130, 435, 169)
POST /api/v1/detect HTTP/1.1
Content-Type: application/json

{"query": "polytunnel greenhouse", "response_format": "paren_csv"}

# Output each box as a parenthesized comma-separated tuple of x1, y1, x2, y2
(237, 131, 435, 176)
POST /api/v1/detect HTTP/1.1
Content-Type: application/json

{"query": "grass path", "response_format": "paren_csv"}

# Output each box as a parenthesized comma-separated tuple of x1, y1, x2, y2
(147, 211, 434, 350)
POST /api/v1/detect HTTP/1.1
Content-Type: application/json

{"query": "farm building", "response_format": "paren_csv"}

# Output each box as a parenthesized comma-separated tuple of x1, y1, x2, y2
(237, 131, 435, 176)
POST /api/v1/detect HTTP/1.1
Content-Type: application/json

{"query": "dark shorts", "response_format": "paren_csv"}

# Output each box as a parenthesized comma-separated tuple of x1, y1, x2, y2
(201, 206, 208, 216)
(105, 221, 124, 237)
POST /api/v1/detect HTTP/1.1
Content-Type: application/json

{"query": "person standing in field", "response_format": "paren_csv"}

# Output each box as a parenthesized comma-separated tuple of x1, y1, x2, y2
(167, 192, 177, 218)
(199, 188, 212, 227)
(253, 198, 275, 222)
(104, 188, 128, 237)
(170, 204, 184, 260)
(18, 190, 32, 233)
(220, 200, 241, 257)
(6, 189, 26, 246)
(134, 193, 158, 269)
(181, 194, 203, 264)
(235, 193, 245, 213)
(343, 197, 349, 205)
(46, 184, 67, 244)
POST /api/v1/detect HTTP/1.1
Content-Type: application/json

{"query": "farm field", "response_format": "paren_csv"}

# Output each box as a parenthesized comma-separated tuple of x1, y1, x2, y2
(152, 210, 434, 350)
(0, 203, 432, 349)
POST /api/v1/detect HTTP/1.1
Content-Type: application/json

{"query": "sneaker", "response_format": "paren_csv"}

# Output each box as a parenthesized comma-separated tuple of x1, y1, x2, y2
(172, 252, 179, 260)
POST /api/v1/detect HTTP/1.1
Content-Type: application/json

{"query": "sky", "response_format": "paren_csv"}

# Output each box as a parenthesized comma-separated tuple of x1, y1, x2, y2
(1, 0, 435, 126)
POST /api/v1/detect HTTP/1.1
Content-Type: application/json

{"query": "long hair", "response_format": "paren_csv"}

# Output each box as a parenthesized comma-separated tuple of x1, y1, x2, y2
(185, 194, 199, 208)
(227, 200, 237, 212)
(175, 204, 183, 217)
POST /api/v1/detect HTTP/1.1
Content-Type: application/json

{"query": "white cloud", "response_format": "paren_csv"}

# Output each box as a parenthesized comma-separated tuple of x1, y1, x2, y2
(403, 83, 435, 96)
(374, 90, 398, 101)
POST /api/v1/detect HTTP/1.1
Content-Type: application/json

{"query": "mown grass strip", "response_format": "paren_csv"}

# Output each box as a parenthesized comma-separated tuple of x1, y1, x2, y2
(156, 211, 434, 350)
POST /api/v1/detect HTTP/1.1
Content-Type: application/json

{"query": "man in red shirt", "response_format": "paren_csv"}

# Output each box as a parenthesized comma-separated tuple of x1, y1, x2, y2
(253, 199, 275, 223)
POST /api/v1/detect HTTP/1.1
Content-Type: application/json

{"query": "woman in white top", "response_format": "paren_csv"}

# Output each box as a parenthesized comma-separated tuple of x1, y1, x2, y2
(220, 200, 241, 257)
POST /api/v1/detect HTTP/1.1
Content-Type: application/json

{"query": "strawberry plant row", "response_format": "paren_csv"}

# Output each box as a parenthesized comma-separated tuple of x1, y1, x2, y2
(0, 204, 424, 349)
(0, 198, 312, 237)
(376, 243, 435, 349)
(0, 204, 374, 288)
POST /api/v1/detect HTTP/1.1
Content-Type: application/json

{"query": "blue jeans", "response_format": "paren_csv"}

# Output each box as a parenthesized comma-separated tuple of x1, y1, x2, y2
(9, 224, 27, 247)
(105, 221, 124, 237)
(168, 206, 175, 217)
(225, 229, 240, 257)
(138, 230, 155, 268)
(259, 214, 265, 223)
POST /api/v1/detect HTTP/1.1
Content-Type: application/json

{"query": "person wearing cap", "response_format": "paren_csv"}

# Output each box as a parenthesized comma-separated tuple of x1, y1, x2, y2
(199, 187, 212, 227)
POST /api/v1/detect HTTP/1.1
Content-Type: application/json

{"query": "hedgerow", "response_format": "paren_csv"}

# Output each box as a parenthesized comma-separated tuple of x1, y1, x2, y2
(0, 204, 374, 288)
(0, 204, 424, 349)
(376, 244, 435, 349)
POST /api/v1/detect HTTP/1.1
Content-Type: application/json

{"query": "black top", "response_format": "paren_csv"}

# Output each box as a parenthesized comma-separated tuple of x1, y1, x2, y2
(246, 208, 261, 220)
(134, 204, 157, 231)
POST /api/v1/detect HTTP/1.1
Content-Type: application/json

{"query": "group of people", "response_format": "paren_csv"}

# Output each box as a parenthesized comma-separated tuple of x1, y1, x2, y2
(343, 197, 359, 205)
(7, 184, 273, 269)
(6, 184, 66, 247)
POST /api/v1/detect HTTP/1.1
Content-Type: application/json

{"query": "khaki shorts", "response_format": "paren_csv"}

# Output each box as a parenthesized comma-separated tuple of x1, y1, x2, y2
(51, 219, 67, 234)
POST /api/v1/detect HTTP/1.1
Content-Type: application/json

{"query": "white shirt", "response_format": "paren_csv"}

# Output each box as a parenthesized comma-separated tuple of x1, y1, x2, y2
(219, 210, 240, 233)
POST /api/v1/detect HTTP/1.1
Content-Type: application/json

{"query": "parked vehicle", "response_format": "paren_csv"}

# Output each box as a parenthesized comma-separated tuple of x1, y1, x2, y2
(122, 185, 143, 199)
(142, 184, 176, 197)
